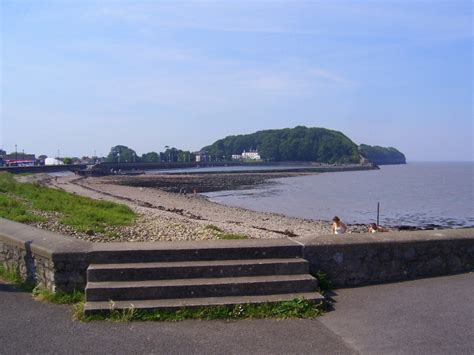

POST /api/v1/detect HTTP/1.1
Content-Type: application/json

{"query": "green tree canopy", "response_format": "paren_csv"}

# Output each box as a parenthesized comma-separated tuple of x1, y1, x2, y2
(141, 152, 160, 163)
(202, 126, 360, 163)
(107, 145, 139, 163)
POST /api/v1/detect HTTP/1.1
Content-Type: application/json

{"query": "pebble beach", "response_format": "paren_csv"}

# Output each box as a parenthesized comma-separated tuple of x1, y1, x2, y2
(30, 173, 368, 242)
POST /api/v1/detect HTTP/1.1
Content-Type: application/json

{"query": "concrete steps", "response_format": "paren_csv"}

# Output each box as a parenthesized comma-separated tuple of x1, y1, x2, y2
(84, 252, 323, 315)
(86, 274, 318, 301)
(87, 239, 302, 263)
(87, 258, 309, 282)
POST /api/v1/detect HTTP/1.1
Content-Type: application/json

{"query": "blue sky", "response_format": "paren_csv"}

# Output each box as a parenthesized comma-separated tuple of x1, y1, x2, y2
(1, 0, 472, 161)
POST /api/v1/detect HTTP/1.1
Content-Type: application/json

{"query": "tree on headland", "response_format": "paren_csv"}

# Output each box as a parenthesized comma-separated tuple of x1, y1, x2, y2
(161, 147, 194, 163)
(106, 145, 194, 164)
(141, 152, 160, 163)
(107, 145, 139, 163)
(202, 126, 361, 164)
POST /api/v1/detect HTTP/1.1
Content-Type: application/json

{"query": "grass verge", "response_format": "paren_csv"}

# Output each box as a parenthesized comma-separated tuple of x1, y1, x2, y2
(32, 286, 85, 304)
(75, 297, 325, 322)
(0, 172, 136, 234)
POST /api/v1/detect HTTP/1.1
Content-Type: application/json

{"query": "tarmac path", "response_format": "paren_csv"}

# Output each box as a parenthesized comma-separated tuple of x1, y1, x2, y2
(1, 273, 472, 354)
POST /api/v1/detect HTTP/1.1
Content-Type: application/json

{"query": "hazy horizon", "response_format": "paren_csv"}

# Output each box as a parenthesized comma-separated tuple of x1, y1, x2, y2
(1, 1, 472, 161)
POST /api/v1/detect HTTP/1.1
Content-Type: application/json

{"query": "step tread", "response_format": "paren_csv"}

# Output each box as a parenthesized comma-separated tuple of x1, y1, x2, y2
(84, 292, 325, 313)
(88, 258, 307, 270)
(86, 274, 316, 289)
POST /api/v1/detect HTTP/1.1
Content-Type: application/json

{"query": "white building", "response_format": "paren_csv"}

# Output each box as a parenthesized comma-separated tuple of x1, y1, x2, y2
(194, 151, 210, 163)
(242, 150, 261, 160)
(44, 157, 64, 166)
(231, 154, 242, 160)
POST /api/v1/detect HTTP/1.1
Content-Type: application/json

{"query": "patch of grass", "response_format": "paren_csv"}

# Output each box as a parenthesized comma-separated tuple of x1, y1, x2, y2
(32, 286, 85, 304)
(0, 172, 136, 234)
(0, 194, 45, 223)
(205, 224, 223, 233)
(0, 264, 23, 284)
(0, 264, 35, 292)
(205, 224, 247, 240)
(0, 265, 84, 304)
(76, 298, 325, 322)
(217, 233, 247, 240)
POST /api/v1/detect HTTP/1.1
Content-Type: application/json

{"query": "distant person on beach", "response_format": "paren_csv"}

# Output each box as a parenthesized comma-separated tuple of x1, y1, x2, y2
(332, 216, 347, 235)
(368, 223, 389, 233)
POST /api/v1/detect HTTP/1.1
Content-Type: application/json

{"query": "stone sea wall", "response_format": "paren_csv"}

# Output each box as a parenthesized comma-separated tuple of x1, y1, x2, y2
(1, 218, 473, 293)
(0, 240, 56, 289)
(301, 229, 474, 287)
(0, 218, 91, 292)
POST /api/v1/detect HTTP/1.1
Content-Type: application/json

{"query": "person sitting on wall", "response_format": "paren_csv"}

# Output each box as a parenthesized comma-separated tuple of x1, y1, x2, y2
(368, 223, 389, 233)
(332, 216, 347, 235)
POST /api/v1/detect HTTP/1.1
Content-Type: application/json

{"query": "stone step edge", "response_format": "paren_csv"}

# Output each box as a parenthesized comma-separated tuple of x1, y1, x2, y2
(86, 274, 317, 289)
(87, 258, 308, 270)
(88, 244, 302, 263)
(84, 292, 325, 315)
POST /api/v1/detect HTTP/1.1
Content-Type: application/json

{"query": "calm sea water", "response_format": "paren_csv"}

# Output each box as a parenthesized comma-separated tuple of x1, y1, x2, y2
(204, 162, 474, 228)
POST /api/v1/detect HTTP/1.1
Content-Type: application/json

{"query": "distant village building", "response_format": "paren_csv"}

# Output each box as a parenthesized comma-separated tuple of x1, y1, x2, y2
(4, 153, 36, 167)
(231, 154, 242, 161)
(241, 150, 261, 161)
(194, 151, 210, 163)
(44, 157, 64, 166)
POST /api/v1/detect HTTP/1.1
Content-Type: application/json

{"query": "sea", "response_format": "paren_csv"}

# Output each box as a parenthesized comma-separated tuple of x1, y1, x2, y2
(203, 162, 474, 229)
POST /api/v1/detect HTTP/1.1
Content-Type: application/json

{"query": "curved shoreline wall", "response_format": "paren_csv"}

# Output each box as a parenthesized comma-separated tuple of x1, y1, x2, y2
(0, 218, 473, 292)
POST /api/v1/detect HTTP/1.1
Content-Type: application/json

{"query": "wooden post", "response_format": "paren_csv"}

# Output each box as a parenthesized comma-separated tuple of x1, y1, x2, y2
(377, 202, 380, 226)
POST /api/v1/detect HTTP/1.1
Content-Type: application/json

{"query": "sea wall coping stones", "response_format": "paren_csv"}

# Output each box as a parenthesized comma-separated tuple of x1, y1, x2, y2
(1, 217, 473, 292)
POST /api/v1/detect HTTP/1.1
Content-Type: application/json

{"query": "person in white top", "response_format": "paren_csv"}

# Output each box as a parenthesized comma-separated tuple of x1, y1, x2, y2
(332, 216, 347, 234)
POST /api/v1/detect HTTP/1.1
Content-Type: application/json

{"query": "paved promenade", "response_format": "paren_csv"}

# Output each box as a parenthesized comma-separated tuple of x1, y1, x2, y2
(1, 273, 472, 354)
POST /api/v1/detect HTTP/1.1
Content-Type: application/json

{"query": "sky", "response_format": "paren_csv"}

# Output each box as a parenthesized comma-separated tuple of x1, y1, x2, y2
(1, 0, 472, 161)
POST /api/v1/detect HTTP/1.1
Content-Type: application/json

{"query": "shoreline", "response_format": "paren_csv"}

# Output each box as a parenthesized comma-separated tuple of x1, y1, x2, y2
(19, 172, 462, 242)
(19, 171, 462, 243)
(38, 173, 341, 242)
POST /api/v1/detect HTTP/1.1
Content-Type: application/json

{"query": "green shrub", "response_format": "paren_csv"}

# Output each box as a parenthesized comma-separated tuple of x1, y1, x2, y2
(314, 271, 332, 291)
